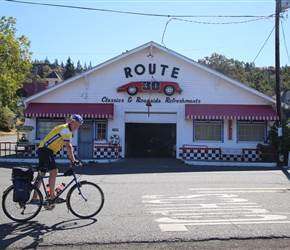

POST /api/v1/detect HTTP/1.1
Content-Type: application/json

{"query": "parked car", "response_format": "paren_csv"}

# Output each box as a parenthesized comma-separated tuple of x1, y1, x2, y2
(117, 81, 182, 96)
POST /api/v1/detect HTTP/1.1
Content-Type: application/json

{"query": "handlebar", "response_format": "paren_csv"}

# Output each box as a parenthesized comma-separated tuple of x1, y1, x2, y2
(64, 160, 83, 176)
(72, 160, 83, 167)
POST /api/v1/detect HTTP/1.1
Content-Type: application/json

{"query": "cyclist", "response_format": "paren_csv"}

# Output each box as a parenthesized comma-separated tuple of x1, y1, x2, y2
(31, 114, 83, 203)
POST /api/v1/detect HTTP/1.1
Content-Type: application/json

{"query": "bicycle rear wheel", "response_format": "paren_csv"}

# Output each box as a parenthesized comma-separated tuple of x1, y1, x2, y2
(2, 185, 43, 222)
(66, 181, 104, 218)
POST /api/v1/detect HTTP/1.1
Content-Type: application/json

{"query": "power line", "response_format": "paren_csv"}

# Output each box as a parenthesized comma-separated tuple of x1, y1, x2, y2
(281, 19, 290, 65)
(162, 15, 274, 48)
(5, 0, 274, 19)
(252, 25, 275, 64)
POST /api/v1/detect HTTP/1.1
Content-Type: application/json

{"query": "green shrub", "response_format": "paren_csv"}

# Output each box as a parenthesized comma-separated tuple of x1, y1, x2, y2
(0, 106, 15, 132)
(267, 111, 290, 164)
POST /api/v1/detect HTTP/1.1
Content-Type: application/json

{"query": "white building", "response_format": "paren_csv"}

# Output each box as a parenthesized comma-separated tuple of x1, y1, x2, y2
(19, 41, 279, 166)
(45, 70, 62, 88)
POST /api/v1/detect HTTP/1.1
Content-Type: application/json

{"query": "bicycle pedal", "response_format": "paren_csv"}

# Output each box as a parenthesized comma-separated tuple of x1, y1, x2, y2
(43, 200, 56, 211)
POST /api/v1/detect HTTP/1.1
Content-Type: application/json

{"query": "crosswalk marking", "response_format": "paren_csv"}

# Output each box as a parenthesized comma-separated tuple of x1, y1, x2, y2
(159, 220, 290, 232)
(142, 188, 290, 232)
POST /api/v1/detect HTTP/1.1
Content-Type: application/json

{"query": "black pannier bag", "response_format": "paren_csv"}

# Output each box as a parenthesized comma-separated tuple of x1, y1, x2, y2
(12, 166, 34, 202)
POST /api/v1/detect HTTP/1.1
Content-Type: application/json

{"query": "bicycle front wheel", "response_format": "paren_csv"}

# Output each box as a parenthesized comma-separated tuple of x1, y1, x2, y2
(2, 185, 43, 222)
(66, 181, 104, 219)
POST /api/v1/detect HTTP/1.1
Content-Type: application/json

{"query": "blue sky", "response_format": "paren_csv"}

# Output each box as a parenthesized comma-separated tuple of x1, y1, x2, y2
(1, 0, 290, 68)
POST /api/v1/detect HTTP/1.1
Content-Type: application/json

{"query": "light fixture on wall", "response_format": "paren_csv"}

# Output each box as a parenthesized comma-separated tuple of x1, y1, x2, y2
(147, 53, 153, 58)
(147, 44, 153, 58)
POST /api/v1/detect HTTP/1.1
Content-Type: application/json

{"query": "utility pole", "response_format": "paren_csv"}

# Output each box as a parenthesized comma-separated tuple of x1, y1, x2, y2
(276, 0, 290, 165)
(275, 0, 281, 127)
(275, 0, 283, 165)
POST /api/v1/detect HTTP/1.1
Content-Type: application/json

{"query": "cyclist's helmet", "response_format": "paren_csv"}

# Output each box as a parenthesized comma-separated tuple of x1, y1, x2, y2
(70, 114, 83, 124)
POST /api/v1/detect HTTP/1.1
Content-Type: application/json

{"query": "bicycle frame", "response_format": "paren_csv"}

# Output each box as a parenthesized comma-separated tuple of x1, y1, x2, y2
(35, 168, 85, 201)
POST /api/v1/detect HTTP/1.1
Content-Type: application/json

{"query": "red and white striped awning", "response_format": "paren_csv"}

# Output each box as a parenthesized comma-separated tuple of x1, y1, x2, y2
(185, 104, 279, 121)
(23, 103, 114, 119)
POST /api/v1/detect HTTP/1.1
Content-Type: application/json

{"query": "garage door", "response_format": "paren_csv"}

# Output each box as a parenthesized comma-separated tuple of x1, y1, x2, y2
(125, 123, 176, 158)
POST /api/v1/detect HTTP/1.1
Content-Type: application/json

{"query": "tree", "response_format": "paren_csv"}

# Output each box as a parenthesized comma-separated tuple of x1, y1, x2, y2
(76, 60, 83, 72)
(198, 53, 247, 83)
(84, 62, 87, 71)
(24, 66, 45, 84)
(266, 108, 290, 164)
(54, 59, 59, 66)
(38, 65, 51, 79)
(63, 57, 76, 80)
(197, 53, 281, 96)
(88, 61, 92, 69)
(281, 66, 290, 90)
(44, 56, 50, 64)
(0, 104, 15, 131)
(0, 16, 32, 109)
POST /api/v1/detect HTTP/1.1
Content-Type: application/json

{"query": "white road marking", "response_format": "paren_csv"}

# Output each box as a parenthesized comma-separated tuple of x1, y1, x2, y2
(157, 214, 288, 223)
(159, 220, 290, 232)
(142, 188, 290, 232)
(189, 188, 290, 193)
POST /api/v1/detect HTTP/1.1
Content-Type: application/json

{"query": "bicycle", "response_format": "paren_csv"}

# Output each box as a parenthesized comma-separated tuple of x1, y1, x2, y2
(2, 163, 105, 222)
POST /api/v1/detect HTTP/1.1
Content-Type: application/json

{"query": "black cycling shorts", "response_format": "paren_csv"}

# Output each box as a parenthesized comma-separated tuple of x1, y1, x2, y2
(38, 147, 57, 172)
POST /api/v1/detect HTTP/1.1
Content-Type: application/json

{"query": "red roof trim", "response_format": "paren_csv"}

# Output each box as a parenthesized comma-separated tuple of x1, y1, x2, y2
(23, 103, 114, 119)
(185, 104, 279, 121)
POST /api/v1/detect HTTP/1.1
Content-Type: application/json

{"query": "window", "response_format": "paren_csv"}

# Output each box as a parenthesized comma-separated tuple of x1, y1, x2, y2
(96, 121, 107, 140)
(194, 119, 222, 141)
(238, 120, 266, 142)
(37, 118, 65, 140)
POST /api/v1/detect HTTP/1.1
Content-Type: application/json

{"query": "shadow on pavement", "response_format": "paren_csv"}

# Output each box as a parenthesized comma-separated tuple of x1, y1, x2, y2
(0, 218, 97, 249)
(0, 158, 286, 176)
(68, 158, 286, 176)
